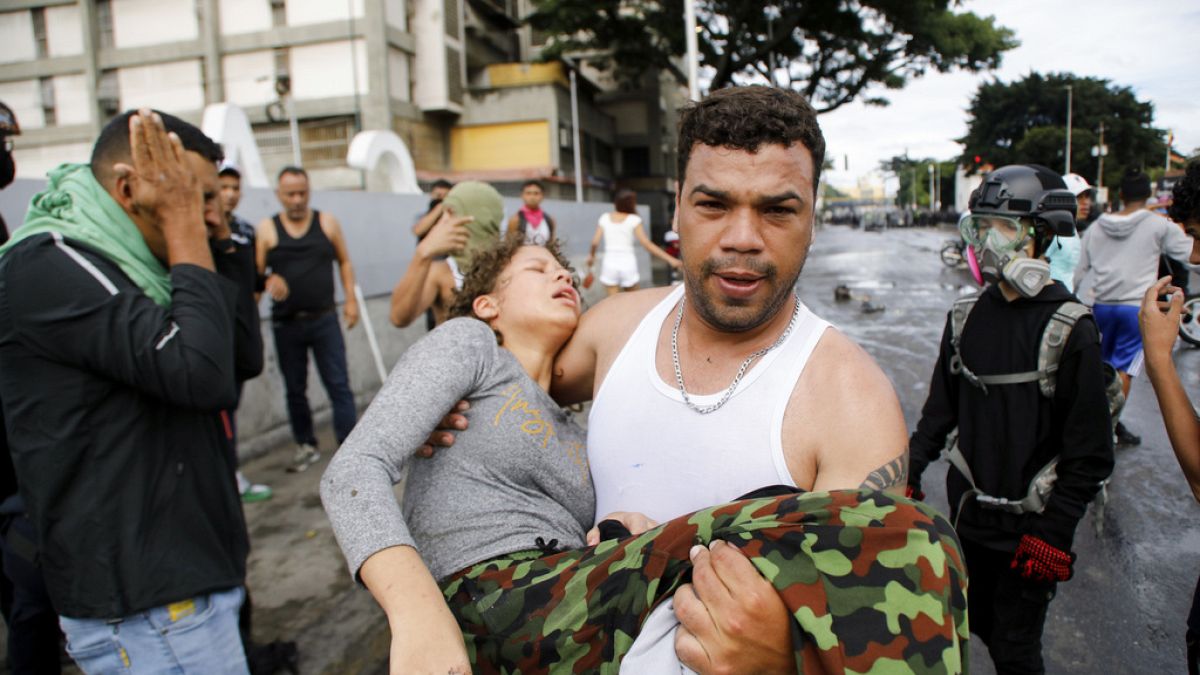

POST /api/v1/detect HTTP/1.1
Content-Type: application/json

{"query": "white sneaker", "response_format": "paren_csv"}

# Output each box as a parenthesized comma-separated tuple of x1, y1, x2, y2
(288, 443, 321, 473)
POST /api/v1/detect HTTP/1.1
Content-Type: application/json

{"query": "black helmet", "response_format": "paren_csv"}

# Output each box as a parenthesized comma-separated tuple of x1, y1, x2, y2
(969, 164, 1077, 243)
(0, 102, 19, 137)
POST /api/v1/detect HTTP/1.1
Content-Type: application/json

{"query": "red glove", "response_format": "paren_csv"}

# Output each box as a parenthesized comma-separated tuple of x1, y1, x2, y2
(1011, 534, 1075, 583)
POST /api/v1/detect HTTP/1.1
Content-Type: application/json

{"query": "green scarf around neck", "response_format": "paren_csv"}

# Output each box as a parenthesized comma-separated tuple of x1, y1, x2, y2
(0, 163, 171, 306)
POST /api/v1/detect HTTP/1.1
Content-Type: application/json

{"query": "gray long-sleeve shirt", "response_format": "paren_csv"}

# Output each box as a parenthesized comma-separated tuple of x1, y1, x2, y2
(1074, 209, 1195, 305)
(321, 317, 593, 582)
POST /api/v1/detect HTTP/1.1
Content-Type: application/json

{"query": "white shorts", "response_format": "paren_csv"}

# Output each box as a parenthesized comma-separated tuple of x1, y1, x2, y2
(599, 252, 640, 288)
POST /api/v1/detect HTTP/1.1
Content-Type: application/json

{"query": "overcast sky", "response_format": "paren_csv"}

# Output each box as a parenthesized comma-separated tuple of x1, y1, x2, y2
(815, 0, 1200, 191)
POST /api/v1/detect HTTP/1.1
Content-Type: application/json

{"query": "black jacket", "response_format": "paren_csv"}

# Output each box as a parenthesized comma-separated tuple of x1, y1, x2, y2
(212, 226, 264, 385)
(0, 233, 249, 619)
(909, 282, 1114, 553)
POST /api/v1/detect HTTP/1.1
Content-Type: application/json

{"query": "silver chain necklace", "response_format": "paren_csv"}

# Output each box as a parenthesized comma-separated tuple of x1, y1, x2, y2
(671, 295, 802, 414)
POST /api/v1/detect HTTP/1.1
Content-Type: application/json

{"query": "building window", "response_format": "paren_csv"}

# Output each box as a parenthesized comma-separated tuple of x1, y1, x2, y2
(270, 0, 287, 27)
(39, 77, 56, 127)
(622, 146, 651, 178)
(596, 139, 613, 168)
(32, 8, 48, 58)
(273, 48, 289, 80)
(446, 47, 463, 104)
(444, 0, 460, 37)
(98, 70, 120, 119)
(97, 0, 115, 49)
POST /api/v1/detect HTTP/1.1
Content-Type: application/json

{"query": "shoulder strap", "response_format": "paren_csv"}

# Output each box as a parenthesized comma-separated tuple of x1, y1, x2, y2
(951, 295, 1089, 397)
(949, 293, 979, 349)
(947, 293, 985, 390)
(271, 214, 284, 239)
(546, 213, 555, 238)
(1036, 301, 1089, 398)
(517, 210, 528, 235)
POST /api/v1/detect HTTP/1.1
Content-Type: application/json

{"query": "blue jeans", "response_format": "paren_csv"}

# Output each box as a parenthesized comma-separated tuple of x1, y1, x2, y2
(59, 586, 248, 674)
(272, 312, 357, 445)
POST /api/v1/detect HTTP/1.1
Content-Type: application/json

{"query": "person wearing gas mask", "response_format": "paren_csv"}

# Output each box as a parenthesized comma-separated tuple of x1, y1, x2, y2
(908, 164, 1115, 674)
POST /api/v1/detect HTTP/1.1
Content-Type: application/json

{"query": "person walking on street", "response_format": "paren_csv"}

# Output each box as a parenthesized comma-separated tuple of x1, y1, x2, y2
(1075, 168, 1200, 447)
(585, 188, 681, 295)
(256, 166, 359, 472)
(909, 164, 1115, 674)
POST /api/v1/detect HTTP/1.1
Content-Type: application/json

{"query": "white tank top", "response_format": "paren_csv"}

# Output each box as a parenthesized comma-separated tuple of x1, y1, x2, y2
(588, 284, 830, 523)
(599, 212, 640, 255)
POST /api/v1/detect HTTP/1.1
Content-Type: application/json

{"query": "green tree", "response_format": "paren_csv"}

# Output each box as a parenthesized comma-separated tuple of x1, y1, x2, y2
(881, 155, 957, 209)
(958, 72, 1165, 188)
(528, 0, 1016, 114)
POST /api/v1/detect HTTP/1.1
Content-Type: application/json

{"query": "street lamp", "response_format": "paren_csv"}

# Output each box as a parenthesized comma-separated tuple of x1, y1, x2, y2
(684, 0, 699, 101)
(1091, 121, 1108, 190)
(928, 163, 935, 210)
(1064, 84, 1074, 174)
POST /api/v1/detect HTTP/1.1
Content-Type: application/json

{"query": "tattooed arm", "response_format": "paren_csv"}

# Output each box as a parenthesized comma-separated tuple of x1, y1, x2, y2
(859, 453, 909, 492)
(786, 329, 910, 495)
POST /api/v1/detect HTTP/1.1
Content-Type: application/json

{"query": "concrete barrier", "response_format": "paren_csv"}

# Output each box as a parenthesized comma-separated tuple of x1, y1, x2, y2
(1, 178, 655, 459)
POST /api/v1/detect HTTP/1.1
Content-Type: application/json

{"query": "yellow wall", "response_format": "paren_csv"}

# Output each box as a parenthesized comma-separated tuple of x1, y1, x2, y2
(450, 120, 551, 171)
(486, 62, 568, 89)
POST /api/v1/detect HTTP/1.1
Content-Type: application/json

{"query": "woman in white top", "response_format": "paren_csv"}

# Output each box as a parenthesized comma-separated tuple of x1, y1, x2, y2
(587, 189, 681, 296)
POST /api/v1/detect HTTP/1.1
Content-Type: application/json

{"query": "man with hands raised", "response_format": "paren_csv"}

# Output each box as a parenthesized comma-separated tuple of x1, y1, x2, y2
(0, 109, 251, 673)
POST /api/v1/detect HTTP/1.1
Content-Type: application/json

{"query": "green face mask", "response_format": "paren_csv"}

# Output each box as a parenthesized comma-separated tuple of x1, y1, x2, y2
(442, 181, 505, 269)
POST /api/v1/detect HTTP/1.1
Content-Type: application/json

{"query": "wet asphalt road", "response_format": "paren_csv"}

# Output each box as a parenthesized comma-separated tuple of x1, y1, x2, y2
(799, 224, 1199, 674)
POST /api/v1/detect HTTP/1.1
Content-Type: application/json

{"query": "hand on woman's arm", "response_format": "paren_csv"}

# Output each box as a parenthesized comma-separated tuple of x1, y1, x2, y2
(360, 546, 471, 674)
(1140, 277, 1200, 501)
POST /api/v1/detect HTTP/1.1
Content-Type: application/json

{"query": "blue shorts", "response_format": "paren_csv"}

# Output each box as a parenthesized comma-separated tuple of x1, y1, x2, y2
(1093, 303, 1143, 376)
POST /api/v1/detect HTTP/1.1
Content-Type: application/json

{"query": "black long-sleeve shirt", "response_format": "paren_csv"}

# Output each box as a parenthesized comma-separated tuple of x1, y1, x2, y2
(0, 233, 249, 618)
(909, 282, 1115, 553)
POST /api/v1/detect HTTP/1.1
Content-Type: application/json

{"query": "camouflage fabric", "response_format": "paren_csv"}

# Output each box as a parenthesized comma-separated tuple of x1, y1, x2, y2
(441, 489, 969, 674)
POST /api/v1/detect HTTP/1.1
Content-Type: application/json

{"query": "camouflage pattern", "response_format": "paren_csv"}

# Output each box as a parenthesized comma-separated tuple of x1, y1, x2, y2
(441, 489, 969, 674)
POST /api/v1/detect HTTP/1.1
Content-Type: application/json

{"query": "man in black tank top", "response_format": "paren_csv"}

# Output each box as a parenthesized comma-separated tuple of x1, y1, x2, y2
(256, 166, 359, 472)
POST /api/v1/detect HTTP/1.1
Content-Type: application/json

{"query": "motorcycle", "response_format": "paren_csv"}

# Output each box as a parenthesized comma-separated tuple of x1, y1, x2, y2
(940, 238, 966, 268)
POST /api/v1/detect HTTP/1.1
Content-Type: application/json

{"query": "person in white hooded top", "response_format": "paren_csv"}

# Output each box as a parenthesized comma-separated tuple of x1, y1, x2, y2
(1047, 173, 1091, 292)
(1075, 168, 1200, 446)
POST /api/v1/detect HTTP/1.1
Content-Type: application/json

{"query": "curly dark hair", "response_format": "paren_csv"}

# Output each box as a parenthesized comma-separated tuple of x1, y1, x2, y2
(447, 235, 577, 341)
(676, 86, 825, 195)
(1169, 160, 1200, 228)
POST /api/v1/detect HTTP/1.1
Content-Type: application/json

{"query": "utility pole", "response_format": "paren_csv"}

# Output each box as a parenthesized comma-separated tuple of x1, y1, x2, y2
(928, 163, 935, 210)
(568, 67, 583, 202)
(1166, 129, 1174, 172)
(1064, 84, 1073, 175)
(684, 0, 700, 101)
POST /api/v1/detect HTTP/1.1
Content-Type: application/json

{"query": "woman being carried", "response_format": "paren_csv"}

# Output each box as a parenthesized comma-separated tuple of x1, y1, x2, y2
(322, 234, 968, 674)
